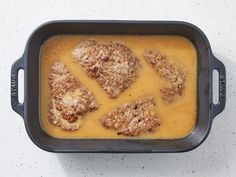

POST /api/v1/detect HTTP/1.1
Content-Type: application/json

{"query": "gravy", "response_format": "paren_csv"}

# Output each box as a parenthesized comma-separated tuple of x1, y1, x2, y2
(40, 35, 197, 139)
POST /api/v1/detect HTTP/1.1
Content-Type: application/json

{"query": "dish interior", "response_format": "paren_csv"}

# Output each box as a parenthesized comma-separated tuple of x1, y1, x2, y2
(40, 34, 197, 139)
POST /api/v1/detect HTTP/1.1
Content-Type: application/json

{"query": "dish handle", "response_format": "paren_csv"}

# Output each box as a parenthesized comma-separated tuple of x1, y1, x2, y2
(211, 56, 226, 118)
(11, 57, 24, 118)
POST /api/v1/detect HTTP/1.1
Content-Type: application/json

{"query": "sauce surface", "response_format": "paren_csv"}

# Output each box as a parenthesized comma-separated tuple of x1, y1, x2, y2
(40, 35, 197, 139)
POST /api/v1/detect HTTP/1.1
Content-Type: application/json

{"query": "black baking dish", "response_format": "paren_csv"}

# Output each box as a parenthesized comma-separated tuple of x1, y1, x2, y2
(11, 20, 226, 153)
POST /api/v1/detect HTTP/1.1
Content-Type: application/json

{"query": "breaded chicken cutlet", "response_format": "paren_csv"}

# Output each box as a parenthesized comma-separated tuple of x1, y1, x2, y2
(72, 40, 139, 98)
(144, 50, 185, 102)
(100, 96, 160, 136)
(48, 62, 97, 131)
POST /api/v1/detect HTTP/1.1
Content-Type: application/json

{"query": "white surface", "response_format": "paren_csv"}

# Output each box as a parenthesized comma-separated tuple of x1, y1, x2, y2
(0, 0, 235, 177)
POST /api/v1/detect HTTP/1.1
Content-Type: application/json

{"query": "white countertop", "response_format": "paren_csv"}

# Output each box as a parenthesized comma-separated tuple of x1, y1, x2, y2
(0, 0, 235, 176)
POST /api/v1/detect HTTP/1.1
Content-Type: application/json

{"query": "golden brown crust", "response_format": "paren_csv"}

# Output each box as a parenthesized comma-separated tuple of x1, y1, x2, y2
(72, 40, 139, 98)
(100, 96, 160, 136)
(144, 50, 185, 102)
(48, 99, 81, 131)
(48, 62, 97, 131)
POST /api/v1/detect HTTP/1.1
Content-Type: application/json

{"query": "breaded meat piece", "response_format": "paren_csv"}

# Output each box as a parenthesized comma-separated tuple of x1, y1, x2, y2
(48, 99, 81, 131)
(100, 96, 160, 136)
(144, 50, 185, 102)
(72, 40, 139, 98)
(48, 62, 97, 131)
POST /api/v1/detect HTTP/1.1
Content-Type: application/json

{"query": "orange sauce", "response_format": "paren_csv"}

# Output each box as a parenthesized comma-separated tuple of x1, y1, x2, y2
(40, 35, 197, 139)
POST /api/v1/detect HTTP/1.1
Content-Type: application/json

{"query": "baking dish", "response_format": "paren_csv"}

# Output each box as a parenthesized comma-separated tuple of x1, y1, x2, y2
(11, 20, 226, 153)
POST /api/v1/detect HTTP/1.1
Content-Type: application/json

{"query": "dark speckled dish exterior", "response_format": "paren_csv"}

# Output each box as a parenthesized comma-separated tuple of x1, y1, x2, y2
(11, 20, 226, 153)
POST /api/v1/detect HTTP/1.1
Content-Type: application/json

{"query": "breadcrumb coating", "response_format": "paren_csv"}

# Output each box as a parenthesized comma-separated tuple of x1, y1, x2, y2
(144, 50, 185, 102)
(100, 96, 160, 136)
(72, 40, 139, 98)
(48, 62, 97, 131)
